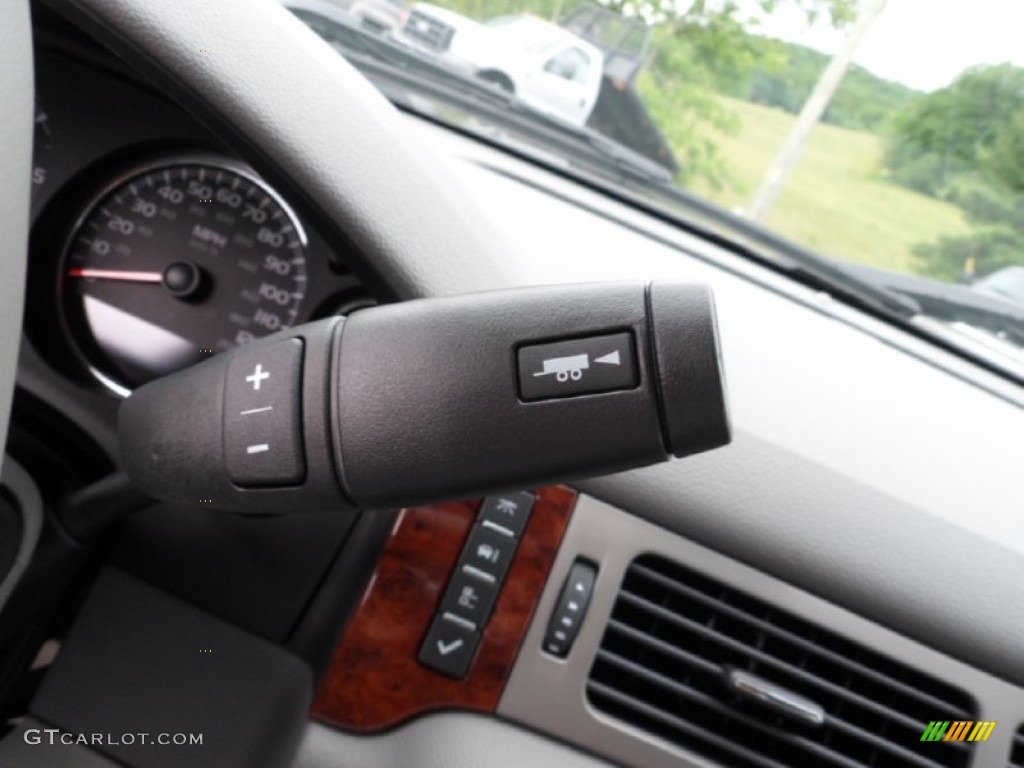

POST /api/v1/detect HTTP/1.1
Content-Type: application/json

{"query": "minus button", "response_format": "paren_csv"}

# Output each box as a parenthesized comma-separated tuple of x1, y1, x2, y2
(240, 406, 273, 415)
(246, 444, 270, 454)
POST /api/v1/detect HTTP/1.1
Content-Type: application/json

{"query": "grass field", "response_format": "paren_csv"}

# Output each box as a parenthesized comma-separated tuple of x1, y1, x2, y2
(682, 97, 969, 274)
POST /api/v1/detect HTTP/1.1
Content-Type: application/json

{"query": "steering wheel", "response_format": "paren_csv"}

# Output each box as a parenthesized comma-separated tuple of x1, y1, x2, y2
(59, 0, 514, 302)
(0, 0, 33, 481)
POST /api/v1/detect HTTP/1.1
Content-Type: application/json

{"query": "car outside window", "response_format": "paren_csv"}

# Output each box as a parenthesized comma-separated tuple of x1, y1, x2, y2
(543, 46, 590, 83)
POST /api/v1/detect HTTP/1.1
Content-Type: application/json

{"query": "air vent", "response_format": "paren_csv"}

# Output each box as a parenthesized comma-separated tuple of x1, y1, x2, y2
(586, 554, 976, 768)
(1009, 725, 1024, 767)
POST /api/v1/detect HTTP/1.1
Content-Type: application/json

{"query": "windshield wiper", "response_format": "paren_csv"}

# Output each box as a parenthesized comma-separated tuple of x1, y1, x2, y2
(719, 221, 925, 319)
(837, 264, 1024, 346)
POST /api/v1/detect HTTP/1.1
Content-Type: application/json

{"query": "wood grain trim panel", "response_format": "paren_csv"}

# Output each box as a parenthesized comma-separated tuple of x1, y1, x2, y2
(311, 486, 577, 731)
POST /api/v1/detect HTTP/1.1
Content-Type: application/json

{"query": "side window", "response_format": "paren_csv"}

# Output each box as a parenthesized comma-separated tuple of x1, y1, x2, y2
(543, 47, 590, 84)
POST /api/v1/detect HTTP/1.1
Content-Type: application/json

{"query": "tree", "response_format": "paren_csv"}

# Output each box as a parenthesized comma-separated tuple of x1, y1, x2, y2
(740, 41, 917, 132)
(634, 0, 860, 185)
(884, 65, 1024, 280)
(432, 0, 857, 186)
(885, 64, 1024, 197)
(633, 0, 857, 186)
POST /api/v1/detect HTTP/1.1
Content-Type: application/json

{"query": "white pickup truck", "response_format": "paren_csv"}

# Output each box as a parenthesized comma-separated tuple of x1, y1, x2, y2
(395, 4, 605, 125)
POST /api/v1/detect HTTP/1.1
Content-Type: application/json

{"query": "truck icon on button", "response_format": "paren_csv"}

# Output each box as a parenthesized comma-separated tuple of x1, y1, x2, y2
(518, 333, 634, 402)
(533, 353, 590, 382)
(533, 350, 621, 383)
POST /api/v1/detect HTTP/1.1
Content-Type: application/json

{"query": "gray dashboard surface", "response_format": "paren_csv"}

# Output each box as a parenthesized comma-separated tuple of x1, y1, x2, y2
(503, 495, 1024, 768)
(291, 716, 616, 768)
(0, 0, 32, 483)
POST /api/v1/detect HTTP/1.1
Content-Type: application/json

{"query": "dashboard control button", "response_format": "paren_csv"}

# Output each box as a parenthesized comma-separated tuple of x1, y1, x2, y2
(440, 566, 499, 627)
(418, 613, 480, 679)
(518, 333, 637, 402)
(478, 491, 535, 537)
(224, 339, 306, 487)
(543, 560, 597, 658)
(459, 524, 518, 584)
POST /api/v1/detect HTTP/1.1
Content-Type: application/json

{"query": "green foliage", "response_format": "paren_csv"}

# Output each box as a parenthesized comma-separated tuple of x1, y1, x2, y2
(430, 0, 856, 185)
(912, 177, 1024, 281)
(912, 229, 1024, 283)
(986, 111, 1024, 193)
(638, 17, 754, 186)
(717, 38, 918, 133)
(885, 65, 1024, 279)
(636, 67, 739, 189)
(686, 96, 968, 274)
(885, 64, 1024, 197)
(635, 0, 860, 185)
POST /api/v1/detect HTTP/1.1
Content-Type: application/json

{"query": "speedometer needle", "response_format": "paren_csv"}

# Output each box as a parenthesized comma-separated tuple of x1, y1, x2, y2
(67, 268, 163, 283)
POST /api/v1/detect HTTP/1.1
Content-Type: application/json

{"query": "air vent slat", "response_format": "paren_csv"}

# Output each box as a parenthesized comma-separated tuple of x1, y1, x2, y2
(823, 714, 965, 768)
(627, 562, 972, 718)
(588, 554, 976, 768)
(606, 618, 719, 676)
(617, 589, 932, 735)
(593, 649, 871, 768)
(1009, 725, 1024, 767)
(587, 679, 792, 768)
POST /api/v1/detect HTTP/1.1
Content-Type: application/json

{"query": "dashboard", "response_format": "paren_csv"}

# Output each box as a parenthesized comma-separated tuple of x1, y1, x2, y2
(4, 4, 1024, 768)
(26, 29, 375, 400)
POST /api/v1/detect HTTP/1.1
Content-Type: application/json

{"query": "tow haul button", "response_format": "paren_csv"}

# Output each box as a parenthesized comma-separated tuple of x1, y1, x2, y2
(517, 333, 637, 402)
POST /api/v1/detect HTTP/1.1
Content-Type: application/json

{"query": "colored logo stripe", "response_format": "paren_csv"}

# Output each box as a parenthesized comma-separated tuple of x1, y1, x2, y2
(920, 720, 996, 742)
(966, 721, 997, 742)
(944, 721, 973, 741)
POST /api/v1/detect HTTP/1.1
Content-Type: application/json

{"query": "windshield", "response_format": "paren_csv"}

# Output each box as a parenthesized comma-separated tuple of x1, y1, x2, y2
(287, 0, 1024, 380)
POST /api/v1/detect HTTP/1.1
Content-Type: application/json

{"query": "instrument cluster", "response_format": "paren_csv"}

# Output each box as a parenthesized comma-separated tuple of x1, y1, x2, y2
(27, 40, 374, 396)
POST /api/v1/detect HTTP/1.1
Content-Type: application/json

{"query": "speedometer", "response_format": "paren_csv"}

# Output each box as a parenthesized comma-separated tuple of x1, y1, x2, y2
(60, 155, 308, 394)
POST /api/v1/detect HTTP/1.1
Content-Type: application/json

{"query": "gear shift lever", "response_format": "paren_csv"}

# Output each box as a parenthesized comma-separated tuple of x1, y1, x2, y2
(118, 282, 729, 513)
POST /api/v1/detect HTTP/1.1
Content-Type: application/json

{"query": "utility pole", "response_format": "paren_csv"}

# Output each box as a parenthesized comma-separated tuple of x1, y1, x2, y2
(747, 0, 888, 222)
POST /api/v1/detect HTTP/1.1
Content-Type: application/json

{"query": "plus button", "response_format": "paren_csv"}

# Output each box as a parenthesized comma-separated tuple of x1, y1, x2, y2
(245, 363, 270, 391)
